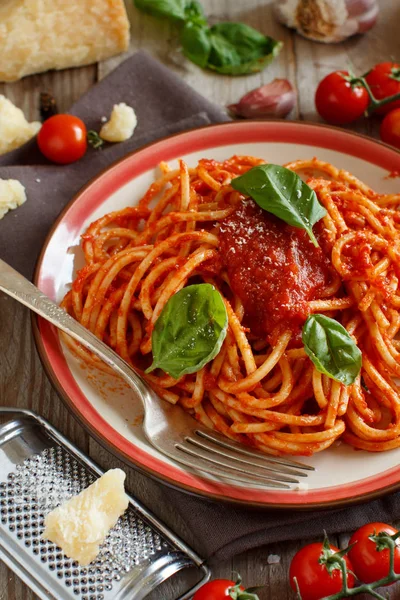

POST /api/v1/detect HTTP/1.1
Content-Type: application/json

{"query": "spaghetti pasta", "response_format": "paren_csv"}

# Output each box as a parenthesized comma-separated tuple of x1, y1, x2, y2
(61, 156, 400, 457)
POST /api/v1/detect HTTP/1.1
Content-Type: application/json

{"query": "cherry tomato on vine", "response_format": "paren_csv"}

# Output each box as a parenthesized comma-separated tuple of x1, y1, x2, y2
(315, 71, 369, 125)
(380, 108, 400, 149)
(37, 114, 87, 164)
(289, 542, 355, 600)
(193, 578, 244, 599)
(365, 62, 400, 115)
(348, 522, 400, 584)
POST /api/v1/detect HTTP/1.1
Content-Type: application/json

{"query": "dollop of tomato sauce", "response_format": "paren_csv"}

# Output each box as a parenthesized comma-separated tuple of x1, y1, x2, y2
(219, 200, 333, 343)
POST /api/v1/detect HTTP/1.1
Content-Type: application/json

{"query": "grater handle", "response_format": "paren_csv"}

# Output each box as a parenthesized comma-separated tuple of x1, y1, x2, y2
(0, 258, 150, 402)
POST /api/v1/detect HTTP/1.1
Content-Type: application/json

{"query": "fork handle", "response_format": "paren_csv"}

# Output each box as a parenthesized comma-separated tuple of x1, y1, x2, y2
(0, 258, 149, 402)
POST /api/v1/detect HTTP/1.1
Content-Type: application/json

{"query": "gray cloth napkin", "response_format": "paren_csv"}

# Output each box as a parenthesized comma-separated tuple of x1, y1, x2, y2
(1, 50, 399, 562)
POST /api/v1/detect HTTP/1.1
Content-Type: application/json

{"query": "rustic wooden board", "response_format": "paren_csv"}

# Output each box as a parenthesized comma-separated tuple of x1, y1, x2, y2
(0, 0, 399, 598)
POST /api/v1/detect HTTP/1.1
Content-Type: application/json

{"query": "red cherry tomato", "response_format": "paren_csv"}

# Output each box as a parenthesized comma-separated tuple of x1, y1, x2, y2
(349, 522, 400, 584)
(193, 579, 244, 600)
(289, 542, 355, 600)
(37, 114, 87, 164)
(366, 62, 400, 115)
(380, 108, 400, 149)
(315, 71, 369, 125)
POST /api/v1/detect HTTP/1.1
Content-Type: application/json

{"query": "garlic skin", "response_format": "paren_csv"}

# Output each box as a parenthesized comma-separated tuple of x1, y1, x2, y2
(274, 0, 379, 43)
(228, 79, 296, 119)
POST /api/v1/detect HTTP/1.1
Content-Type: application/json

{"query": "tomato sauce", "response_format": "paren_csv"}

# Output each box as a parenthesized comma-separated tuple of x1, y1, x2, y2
(219, 200, 333, 342)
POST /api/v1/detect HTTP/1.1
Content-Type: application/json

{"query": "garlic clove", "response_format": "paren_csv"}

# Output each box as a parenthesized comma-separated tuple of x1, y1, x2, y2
(228, 79, 296, 119)
(274, 0, 379, 44)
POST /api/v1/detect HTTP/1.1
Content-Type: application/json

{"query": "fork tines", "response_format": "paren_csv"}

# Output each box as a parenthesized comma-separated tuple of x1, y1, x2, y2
(173, 428, 314, 490)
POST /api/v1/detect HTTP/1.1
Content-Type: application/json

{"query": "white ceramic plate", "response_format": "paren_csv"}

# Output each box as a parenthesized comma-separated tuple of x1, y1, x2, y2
(34, 120, 400, 508)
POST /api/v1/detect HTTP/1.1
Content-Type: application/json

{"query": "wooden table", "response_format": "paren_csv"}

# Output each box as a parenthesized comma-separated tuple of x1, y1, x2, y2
(0, 1, 399, 598)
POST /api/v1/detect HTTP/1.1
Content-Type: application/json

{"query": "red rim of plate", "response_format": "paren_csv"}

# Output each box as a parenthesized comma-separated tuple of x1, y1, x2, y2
(34, 120, 400, 509)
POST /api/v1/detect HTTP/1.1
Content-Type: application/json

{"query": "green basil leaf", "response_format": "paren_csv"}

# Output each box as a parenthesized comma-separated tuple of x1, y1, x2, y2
(181, 22, 211, 68)
(302, 314, 362, 386)
(184, 0, 207, 26)
(146, 283, 228, 380)
(207, 23, 282, 75)
(231, 164, 326, 247)
(134, 0, 188, 21)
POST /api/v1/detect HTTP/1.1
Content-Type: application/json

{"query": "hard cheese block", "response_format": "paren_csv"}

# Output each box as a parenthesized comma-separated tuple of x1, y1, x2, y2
(0, 0, 130, 82)
(0, 95, 41, 155)
(43, 468, 129, 565)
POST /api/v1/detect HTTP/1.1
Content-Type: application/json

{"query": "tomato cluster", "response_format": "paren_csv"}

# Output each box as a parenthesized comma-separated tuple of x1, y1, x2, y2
(193, 522, 400, 600)
(289, 522, 400, 600)
(315, 63, 400, 149)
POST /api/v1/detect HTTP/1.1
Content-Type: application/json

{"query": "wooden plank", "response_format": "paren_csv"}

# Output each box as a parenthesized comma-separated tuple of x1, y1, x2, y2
(0, 66, 97, 121)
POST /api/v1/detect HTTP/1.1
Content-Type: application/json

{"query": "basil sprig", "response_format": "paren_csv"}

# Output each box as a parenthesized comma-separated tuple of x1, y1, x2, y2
(231, 164, 326, 247)
(134, 0, 189, 21)
(134, 0, 281, 75)
(302, 314, 362, 386)
(146, 284, 228, 380)
(181, 22, 282, 75)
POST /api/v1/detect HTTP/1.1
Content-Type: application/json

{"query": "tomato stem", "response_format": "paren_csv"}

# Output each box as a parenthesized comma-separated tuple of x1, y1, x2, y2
(311, 536, 400, 600)
(349, 75, 400, 115)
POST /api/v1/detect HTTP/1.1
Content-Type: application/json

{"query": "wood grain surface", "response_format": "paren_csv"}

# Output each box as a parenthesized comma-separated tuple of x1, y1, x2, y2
(1, 1, 399, 598)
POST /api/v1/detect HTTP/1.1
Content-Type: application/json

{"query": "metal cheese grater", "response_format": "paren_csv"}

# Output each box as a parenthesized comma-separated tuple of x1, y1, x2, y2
(0, 407, 210, 600)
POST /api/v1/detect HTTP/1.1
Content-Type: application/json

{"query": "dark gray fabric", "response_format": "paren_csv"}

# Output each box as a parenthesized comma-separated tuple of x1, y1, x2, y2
(1, 50, 399, 562)
(162, 486, 400, 561)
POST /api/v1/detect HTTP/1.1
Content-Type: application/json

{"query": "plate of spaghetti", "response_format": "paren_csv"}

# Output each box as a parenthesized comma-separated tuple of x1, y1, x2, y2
(34, 120, 400, 508)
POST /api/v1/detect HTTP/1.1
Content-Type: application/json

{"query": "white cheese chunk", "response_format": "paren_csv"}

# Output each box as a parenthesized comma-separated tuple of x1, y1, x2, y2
(0, 95, 41, 156)
(42, 468, 129, 566)
(0, 0, 130, 82)
(0, 179, 27, 220)
(267, 554, 281, 564)
(100, 103, 137, 143)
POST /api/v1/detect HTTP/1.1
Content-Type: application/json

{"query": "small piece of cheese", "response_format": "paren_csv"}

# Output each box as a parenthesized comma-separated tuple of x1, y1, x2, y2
(0, 179, 27, 220)
(100, 103, 137, 143)
(0, 95, 41, 155)
(0, 0, 130, 82)
(43, 468, 129, 566)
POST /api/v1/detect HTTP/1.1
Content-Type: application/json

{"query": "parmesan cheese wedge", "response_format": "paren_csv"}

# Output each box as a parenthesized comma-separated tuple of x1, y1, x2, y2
(0, 95, 41, 155)
(0, 179, 27, 220)
(43, 468, 129, 566)
(100, 103, 137, 143)
(0, 0, 130, 82)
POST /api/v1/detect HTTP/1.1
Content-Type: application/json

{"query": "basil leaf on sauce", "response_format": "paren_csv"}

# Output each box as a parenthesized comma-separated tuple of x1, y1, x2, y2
(231, 164, 326, 247)
(146, 283, 228, 380)
(302, 314, 362, 386)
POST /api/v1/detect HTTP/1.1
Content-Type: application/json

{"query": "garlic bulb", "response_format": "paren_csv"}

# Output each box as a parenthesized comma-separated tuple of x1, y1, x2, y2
(274, 0, 379, 43)
(228, 79, 296, 119)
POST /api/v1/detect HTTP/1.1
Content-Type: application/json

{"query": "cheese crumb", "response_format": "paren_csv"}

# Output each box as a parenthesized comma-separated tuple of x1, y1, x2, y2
(0, 179, 27, 219)
(42, 468, 129, 565)
(267, 554, 281, 564)
(0, 95, 41, 155)
(99, 103, 137, 143)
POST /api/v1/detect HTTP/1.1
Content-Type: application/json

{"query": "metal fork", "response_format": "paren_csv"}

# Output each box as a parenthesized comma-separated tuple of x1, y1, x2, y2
(0, 259, 313, 489)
